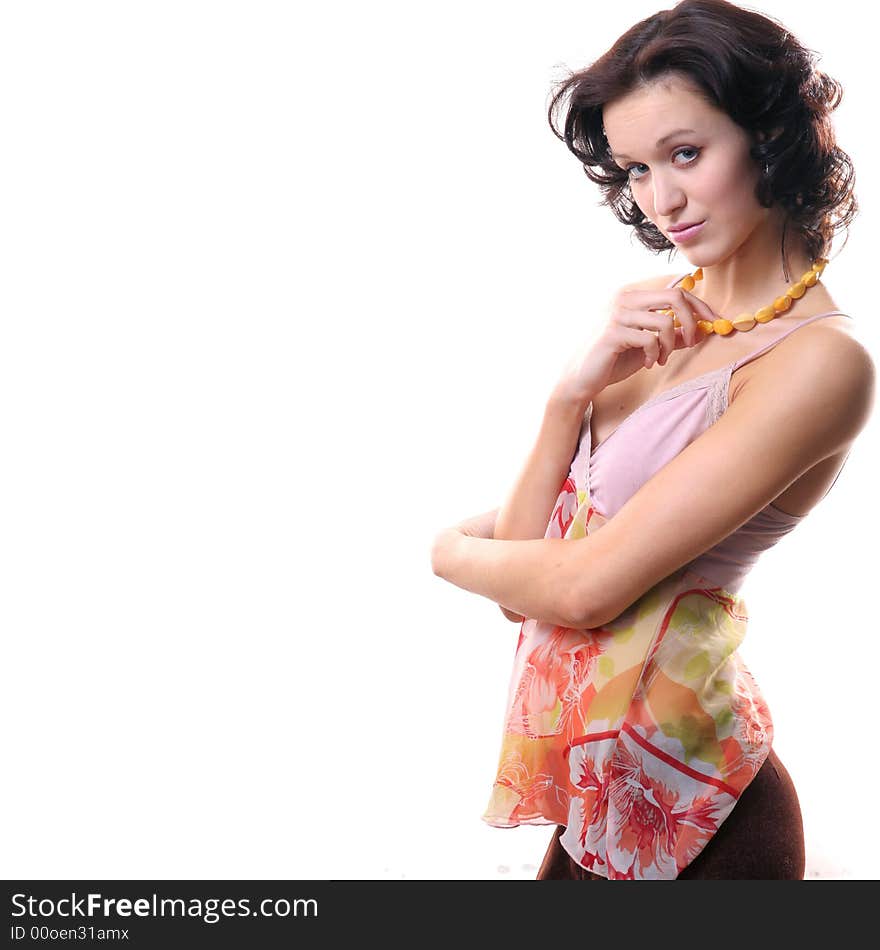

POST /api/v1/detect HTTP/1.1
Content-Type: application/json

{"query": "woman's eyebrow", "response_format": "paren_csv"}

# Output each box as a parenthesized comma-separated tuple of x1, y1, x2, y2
(610, 128, 697, 161)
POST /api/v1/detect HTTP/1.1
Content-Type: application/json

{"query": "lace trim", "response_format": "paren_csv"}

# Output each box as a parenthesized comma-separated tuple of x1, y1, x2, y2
(706, 370, 731, 425)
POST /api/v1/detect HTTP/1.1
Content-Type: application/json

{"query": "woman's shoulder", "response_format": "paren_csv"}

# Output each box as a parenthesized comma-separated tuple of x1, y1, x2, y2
(747, 310, 875, 448)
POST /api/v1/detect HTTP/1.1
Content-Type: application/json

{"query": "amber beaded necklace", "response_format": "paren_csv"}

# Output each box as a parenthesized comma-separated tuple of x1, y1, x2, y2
(662, 257, 828, 335)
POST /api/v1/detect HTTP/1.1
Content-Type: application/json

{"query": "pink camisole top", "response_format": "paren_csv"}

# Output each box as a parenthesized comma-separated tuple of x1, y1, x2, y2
(584, 272, 853, 594)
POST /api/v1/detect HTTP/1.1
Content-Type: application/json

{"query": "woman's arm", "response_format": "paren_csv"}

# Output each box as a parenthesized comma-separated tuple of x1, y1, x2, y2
(438, 508, 550, 624)
(493, 386, 593, 543)
(442, 274, 691, 623)
(431, 529, 585, 629)
(491, 272, 691, 546)
(433, 329, 875, 630)
(488, 387, 592, 623)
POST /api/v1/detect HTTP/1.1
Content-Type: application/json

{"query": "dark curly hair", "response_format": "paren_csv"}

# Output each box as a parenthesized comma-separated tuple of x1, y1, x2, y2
(547, 0, 857, 279)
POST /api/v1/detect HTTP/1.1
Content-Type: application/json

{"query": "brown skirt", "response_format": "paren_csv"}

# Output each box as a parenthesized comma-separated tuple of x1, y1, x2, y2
(536, 747, 805, 880)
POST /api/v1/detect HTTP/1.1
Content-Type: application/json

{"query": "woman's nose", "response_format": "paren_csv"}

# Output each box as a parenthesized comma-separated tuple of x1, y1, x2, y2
(652, 174, 685, 217)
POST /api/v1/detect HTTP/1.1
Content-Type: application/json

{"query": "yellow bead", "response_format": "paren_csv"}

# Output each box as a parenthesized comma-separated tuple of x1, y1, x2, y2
(788, 281, 806, 299)
(714, 318, 734, 335)
(773, 294, 792, 313)
(803, 269, 818, 287)
(681, 275, 695, 291)
(696, 319, 714, 334)
(733, 312, 757, 331)
(693, 268, 703, 281)
(756, 305, 776, 322)
(672, 315, 681, 328)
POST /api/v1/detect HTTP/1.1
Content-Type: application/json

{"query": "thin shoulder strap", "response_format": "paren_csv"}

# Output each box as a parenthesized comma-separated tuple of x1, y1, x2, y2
(731, 311, 853, 371)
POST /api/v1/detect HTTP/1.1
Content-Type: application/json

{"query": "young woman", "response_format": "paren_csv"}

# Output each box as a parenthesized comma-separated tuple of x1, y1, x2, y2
(430, 0, 874, 880)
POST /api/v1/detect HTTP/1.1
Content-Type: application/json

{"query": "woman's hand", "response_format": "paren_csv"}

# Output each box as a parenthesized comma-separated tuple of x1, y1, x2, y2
(431, 508, 499, 575)
(553, 286, 721, 404)
(452, 507, 499, 539)
(432, 508, 499, 574)
(432, 508, 525, 623)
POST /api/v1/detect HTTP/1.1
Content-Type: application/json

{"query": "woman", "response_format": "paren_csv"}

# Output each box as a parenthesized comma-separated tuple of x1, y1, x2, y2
(430, 0, 874, 879)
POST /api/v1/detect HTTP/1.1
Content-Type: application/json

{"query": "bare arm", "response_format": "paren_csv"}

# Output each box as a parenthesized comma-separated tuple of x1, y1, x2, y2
(489, 274, 700, 621)
(453, 273, 700, 623)
(493, 388, 592, 621)
(431, 333, 874, 630)
(492, 272, 699, 550)
(494, 388, 592, 541)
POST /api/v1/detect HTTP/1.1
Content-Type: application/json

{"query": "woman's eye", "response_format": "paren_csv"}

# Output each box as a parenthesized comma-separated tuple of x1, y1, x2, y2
(676, 147, 699, 164)
(627, 147, 699, 180)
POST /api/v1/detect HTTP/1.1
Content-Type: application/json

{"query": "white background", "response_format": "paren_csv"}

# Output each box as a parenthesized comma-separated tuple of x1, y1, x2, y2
(1, 0, 876, 880)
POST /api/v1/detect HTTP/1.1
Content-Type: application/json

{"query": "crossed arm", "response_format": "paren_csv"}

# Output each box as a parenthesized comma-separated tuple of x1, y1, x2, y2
(431, 332, 874, 630)
(431, 517, 582, 627)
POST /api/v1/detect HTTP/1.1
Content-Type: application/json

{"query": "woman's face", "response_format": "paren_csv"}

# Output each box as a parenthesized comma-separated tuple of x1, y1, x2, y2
(602, 74, 770, 265)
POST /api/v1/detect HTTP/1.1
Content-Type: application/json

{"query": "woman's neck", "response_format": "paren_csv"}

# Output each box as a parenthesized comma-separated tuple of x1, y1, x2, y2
(690, 210, 817, 319)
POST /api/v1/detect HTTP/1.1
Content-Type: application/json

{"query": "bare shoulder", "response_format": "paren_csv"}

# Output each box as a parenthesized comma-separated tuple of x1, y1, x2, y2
(743, 317, 876, 450)
(756, 314, 873, 386)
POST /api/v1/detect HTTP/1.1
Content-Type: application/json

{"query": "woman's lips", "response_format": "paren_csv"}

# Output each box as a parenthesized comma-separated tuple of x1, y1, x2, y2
(668, 221, 706, 244)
